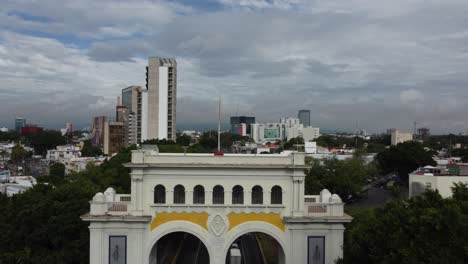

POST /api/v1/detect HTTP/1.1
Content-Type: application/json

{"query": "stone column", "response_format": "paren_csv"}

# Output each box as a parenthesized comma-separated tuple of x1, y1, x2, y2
(132, 176, 144, 215)
(131, 169, 144, 215)
(206, 189, 213, 205)
(186, 188, 193, 205)
(226, 190, 232, 205)
(264, 189, 270, 205)
(245, 189, 252, 205)
(292, 178, 304, 216)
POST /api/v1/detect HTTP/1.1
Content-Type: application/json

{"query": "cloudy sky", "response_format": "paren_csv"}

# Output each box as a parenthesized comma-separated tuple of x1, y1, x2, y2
(1, 0, 467, 134)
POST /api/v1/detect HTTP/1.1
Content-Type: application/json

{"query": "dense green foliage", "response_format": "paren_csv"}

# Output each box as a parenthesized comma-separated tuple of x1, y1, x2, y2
(315, 134, 390, 153)
(198, 131, 249, 150)
(49, 163, 65, 177)
(452, 148, 468, 162)
(24, 131, 67, 156)
(176, 133, 192, 146)
(10, 143, 30, 163)
(315, 134, 365, 148)
(0, 146, 136, 263)
(376, 141, 436, 181)
(0, 131, 21, 142)
(342, 186, 468, 263)
(80, 140, 103, 157)
(283, 137, 304, 150)
(142, 139, 209, 153)
(305, 156, 376, 201)
(0, 184, 93, 263)
(423, 134, 468, 151)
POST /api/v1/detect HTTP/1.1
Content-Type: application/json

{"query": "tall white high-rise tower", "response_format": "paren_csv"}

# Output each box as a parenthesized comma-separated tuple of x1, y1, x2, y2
(145, 57, 177, 141)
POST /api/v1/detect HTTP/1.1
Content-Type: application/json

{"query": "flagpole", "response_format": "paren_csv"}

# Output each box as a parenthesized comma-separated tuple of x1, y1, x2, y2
(218, 97, 221, 152)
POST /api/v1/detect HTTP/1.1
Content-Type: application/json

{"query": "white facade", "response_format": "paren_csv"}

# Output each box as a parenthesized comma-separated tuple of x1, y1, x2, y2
(409, 166, 468, 198)
(390, 130, 413, 146)
(146, 58, 177, 141)
(64, 157, 105, 175)
(157, 66, 168, 140)
(305, 142, 317, 154)
(252, 118, 320, 143)
(82, 150, 351, 264)
(0, 176, 37, 196)
(46, 145, 81, 162)
(303, 127, 320, 142)
(141, 90, 149, 142)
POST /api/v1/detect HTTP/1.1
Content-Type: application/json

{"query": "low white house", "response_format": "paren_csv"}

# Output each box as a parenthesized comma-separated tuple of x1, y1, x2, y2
(82, 148, 352, 264)
(64, 157, 106, 174)
(46, 145, 81, 162)
(409, 164, 468, 198)
(0, 176, 37, 197)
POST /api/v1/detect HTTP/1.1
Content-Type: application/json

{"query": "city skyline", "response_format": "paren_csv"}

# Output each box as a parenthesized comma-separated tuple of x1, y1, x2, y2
(1, 0, 468, 134)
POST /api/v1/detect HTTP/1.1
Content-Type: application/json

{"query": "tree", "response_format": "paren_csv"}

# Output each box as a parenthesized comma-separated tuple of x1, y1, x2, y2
(26, 130, 67, 156)
(10, 143, 28, 163)
(0, 131, 21, 142)
(376, 141, 436, 182)
(0, 183, 94, 263)
(80, 140, 102, 157)
(187, 144, 209, 153)
(341, 188, 468, 263)
(305, 156, 374, 201)
(198, 131, 248, 151)
(49, 163, 65, 177)
(0, 145, 139, 263)
(283, 137, 304, 150)
(452, 148, 468, 162)
(176, 133, 191, 146)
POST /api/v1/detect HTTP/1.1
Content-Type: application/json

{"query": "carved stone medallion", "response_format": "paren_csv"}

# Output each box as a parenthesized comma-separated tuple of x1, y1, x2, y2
(209, 214, 227, 237)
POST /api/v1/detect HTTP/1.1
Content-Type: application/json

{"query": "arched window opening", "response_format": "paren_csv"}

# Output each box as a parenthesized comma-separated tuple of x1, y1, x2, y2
(232, 185, 244, 204)
(173, 185, 185, 204)
(271, 185, 282, 204)
(154, 185, 166, 204)
(193, 185, 205, 204)
(213, 185, 224, 204)
(252, 185, 263, 204)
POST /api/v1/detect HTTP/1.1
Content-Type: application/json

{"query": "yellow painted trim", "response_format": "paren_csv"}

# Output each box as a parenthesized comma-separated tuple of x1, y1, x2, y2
(150, 212, 209, 231)
(227, 212, 285, 232)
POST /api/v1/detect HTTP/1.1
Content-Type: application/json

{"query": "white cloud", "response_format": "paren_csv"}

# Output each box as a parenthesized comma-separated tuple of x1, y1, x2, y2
(0, 32, 145, 128)
(0, 0, 193, 38)
(1, 0, 468, 133)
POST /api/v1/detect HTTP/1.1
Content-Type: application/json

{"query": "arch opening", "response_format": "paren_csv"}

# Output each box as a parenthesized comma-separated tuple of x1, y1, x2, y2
(149, 232, 210, 264)
(252, 185, 263, 204)
(193, 185, 205, 204)
(271, 186, 282, 205)
(213, 185, 224, 204)
(154, 185, 166, 204)
(174, 185, 185, 204)
(232, 185, 244, 204)
(225, 232, 285, 264)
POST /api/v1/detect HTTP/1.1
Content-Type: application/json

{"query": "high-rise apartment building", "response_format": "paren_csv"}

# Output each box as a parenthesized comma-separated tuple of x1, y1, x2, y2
(390, 129, 413, 146)
(103, 121, 125, 155)
(146, 57, 177, 141)
(298, 110, 311, 127)
(230, 116, 255, 136)
(417, 127, 430, 141)
(91, 116, 106, 147)
(121, 87, 145, 144)
(15, 117, 26, 132)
